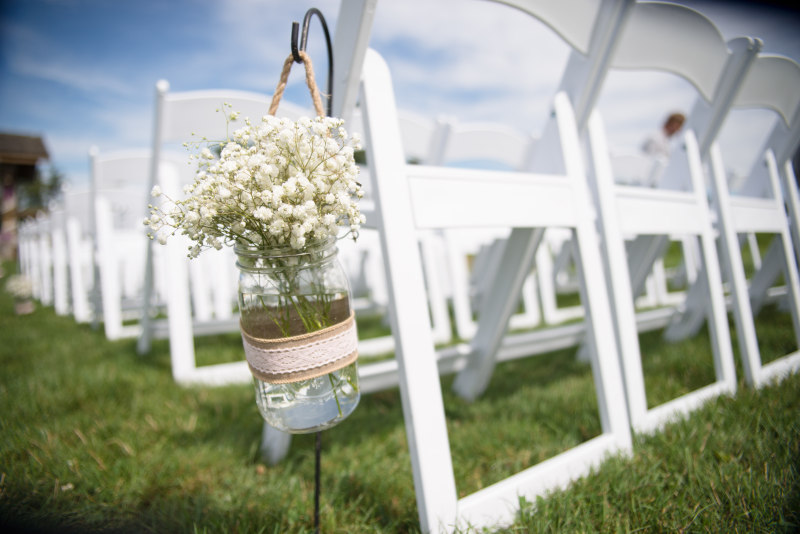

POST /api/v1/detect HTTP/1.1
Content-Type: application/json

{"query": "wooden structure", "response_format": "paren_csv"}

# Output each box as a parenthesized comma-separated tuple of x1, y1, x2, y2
(0, 133, 49, 259)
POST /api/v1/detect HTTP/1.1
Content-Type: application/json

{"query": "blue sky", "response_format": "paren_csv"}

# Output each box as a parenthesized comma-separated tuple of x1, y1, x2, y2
(1, 0, 799, 188)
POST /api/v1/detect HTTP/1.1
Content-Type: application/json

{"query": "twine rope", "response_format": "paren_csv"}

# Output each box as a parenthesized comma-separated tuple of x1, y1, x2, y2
(241, 312, 358, 383)
(268, 51, 326, 117)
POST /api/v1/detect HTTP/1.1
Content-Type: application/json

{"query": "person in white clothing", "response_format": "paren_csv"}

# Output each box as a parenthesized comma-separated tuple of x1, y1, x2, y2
(641, 112, 686, 159)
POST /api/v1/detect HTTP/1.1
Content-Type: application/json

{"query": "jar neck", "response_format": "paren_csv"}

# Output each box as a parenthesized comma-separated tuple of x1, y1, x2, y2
(234, 237, 338, 273)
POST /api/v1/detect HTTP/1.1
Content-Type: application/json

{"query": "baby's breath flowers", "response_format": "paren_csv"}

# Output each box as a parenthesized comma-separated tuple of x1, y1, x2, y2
(146, 106, 365, 257)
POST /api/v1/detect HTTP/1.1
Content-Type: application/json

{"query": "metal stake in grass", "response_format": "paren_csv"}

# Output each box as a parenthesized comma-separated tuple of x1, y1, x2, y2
(315, 431, 321, 534)
(289, 9, 334, 534)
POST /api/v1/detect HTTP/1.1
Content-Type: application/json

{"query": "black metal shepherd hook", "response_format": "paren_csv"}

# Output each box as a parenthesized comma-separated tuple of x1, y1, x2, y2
(291, 11, 333, 532)
(291, 7, 333, 117)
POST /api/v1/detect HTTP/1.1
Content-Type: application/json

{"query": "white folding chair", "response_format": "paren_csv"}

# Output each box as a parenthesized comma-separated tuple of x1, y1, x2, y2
(727, 54, 800, 315)
(137, 79, 310, 386)
(609, 147, 667, 187)
(607, 148, 685, 309)
(655, 46, 796, 343)
(587, 114, 738, 433)
(42, 185, 96, 322)
(16, 219, 34, 294)
(584, 2, 765, 432)
(32, 212, 53, 306)
(344, 107, 455, 356)
(91, 148, 165, 341)
(430, 119, 542, 340)
(362, 48, 632, 532)
(701, 54, 800, 387)
(452, 2, 748, 438)
(48, 203, 70, 316)
(18, 217, 44, 298)
(61, 185, 95, 323)
(609, 18, 762, 330)
(451, 0, 640, 401)
(399, 109, 449, 165)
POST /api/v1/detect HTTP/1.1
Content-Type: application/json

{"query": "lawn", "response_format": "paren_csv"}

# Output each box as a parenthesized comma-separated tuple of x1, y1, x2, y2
(1, 265, 798, 533)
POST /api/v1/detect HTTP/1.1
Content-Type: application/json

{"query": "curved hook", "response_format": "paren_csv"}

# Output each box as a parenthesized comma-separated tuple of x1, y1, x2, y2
(290, 7, 333, 116)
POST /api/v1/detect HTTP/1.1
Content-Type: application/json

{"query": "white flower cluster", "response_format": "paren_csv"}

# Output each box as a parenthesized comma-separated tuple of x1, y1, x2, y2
(146, 110, 364, 257)
(5, 274, 33, 300)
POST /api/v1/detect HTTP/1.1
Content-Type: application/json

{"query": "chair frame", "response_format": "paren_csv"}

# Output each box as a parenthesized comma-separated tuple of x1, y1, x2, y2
(587, 115, 738, 433)
(709, 144, 800, 387)
(137, 79, 309, 385)
(361, 48, 632, 532)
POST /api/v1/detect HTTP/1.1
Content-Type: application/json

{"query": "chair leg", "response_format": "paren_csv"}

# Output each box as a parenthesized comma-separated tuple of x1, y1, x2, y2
(452, 227, 545, 401)
(260, 423, 292, 465)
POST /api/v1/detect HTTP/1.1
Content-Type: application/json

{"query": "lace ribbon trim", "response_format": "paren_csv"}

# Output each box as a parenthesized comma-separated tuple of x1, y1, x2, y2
(241, 312, 358, 383)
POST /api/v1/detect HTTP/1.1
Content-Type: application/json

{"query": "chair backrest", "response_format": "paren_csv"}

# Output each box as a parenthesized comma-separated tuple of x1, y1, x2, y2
(735, 55, 800, 129)
(148, 79, 311, 191)
(398, 110, 444, 164)
(494, 0, 605, 56)
(433, 119, 536, 170)
(497, 0, 636, 140)
(351, 107, 445, 165)
(140, 79, 312, 382)
(61, 185, 93, 235)
(90, 147, 156, 236)
(157, 85, 308, 141)
(496, 2, 756, 173)
(612, 2, 729, 102)
(91, 147, 189, 236)
(731, 54, 800, 197)
(609, 147, 666, 186)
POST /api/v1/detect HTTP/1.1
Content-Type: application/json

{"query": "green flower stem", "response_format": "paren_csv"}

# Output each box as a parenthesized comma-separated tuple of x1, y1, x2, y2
(329, 373, 343, 417)
(276, 265, 345, 417)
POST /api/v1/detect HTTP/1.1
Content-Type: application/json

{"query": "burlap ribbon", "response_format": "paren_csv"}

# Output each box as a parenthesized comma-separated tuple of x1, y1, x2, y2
(240, 300, 358, 383)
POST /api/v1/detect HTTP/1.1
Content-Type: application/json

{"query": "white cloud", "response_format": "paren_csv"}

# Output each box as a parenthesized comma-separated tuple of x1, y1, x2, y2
(2, 22, 136, 97)
(12, 58, 136, 97)
(367, 0, 570, 131)
(199, 0, 344, 92)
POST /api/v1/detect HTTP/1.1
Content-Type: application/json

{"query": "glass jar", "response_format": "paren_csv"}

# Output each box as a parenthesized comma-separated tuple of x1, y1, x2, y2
(236, 238, 360, 434)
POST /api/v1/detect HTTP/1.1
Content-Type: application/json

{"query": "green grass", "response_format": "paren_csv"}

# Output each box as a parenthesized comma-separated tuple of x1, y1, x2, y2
(509, 376, 800, 533)
(1, 262, 798, 533)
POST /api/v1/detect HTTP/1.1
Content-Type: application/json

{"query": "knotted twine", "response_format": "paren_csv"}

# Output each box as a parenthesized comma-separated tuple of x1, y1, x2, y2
(240, 52, 358, 384)
(268, 50, 326, 117)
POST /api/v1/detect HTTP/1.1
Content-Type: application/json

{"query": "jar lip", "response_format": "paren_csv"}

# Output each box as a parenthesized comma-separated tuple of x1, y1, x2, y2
(234, 236, 337, 259)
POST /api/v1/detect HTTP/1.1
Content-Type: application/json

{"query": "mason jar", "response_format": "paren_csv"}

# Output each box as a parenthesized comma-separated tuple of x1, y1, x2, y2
(236, 238, 360, 433)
